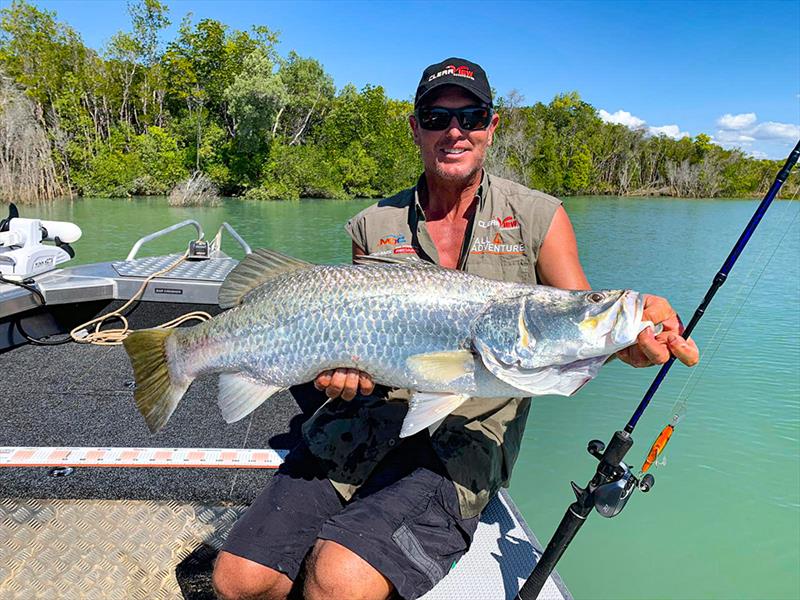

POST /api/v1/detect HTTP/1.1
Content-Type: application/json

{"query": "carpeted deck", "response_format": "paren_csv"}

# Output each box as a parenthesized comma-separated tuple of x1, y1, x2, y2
(0, 301, 322, 504)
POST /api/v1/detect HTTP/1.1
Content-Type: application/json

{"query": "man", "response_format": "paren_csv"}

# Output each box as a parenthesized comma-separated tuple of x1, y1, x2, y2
(213, 58, 698, 600)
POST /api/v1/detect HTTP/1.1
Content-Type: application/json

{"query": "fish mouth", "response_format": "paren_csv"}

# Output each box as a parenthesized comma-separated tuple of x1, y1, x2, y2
(579, 290, 646, 355)
(613, 290, 646, 346)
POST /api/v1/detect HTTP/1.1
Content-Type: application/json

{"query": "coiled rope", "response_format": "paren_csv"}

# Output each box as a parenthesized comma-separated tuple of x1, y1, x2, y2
(68, 248, 212, 346)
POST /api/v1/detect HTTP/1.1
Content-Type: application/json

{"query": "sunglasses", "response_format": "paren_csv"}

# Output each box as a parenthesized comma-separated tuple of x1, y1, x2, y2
(415, 106, 494, 131)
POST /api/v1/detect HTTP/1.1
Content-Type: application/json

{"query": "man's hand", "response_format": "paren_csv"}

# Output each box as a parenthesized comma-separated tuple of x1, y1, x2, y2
(314, 369, 375, 400)
(616, 294, 699, 368)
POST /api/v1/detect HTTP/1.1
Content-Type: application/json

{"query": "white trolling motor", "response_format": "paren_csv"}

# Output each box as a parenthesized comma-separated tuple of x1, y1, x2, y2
(0, 203, 82, 279)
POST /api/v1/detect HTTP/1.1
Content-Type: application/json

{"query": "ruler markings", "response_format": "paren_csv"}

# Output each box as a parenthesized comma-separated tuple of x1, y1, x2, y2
(0, 446, 287, 469)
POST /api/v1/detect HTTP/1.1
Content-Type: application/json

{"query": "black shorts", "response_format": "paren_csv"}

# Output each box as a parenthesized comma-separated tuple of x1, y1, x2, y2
(222, 436, 480, 600)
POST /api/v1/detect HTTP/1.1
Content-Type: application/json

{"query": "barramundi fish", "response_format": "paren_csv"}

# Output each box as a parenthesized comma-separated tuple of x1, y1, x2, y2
(123, 249, 655, 436)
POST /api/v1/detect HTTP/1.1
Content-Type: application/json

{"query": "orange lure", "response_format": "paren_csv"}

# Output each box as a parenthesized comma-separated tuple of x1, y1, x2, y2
(641, 424, 675, 473)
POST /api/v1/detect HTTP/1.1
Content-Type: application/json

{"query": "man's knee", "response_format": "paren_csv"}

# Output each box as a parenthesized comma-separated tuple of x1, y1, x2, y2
(212, 551, 292, 600)
(303, 540, 393, 600)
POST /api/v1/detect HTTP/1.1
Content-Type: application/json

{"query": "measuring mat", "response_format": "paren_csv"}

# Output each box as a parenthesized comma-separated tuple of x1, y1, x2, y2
(0, 446, 287, 468)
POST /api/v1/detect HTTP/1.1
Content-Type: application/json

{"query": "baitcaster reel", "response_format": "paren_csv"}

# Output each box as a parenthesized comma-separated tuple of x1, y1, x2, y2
(572, 438, 655, 519)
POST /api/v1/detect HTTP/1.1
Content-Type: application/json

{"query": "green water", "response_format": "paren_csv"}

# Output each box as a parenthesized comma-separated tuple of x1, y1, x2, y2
(29, 195, 800, 600)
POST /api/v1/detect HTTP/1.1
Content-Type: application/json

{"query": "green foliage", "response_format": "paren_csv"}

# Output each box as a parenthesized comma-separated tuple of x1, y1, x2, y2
(0, 0, 792, 201)
(564, 145, 592, 193)
(72, 125, 186, 196)
(224, 47, 287, 152)
(0, 0, 88, 106)
(258, 142, 345, 200)
(277, 51, 335, 144)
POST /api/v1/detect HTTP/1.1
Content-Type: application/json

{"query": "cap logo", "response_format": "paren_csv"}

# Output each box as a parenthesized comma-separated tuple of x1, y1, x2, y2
(427, 64, 475, 82)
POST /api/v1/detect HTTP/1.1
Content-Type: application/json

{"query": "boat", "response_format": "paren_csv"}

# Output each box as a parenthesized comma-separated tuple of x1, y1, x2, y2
(0, 205, 572, 600)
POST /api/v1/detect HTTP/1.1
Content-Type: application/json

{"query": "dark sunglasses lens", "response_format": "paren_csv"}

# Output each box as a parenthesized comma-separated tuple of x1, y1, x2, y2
(417, 107, 492, 131)
(458, 108, 491, 130)
(418, 108, 452, 130)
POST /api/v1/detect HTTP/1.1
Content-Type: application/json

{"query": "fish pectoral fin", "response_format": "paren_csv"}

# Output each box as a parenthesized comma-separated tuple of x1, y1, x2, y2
(406, 350, 475, 383)
(218, 248, 313, 309)
(217, 373, 283, 423)
(400, 392, 470, 438)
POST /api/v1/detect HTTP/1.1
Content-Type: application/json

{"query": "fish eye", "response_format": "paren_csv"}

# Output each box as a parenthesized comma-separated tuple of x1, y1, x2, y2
(586, 292, 605, 304)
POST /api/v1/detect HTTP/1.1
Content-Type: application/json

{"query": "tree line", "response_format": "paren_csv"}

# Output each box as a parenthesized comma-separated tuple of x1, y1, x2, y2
(0, 0, 795, 204)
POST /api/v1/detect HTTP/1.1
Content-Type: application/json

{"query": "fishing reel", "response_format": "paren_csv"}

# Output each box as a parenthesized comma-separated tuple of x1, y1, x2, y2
(570, 434, 655, 520)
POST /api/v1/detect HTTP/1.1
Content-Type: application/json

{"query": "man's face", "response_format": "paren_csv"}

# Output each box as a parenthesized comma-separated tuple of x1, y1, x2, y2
(409, 86, 499, 184)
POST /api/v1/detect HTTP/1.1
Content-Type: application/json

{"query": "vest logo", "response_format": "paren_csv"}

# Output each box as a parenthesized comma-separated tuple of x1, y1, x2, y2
(428, 65, 475, 82)
(379, 234, 407, 246)
(470, 237, 525, 255)
(393, 246, 416, 255)
(477, 216, 519, 230)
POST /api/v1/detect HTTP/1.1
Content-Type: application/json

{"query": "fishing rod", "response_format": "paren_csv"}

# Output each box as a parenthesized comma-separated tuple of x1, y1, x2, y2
(517, 139, 800, 600)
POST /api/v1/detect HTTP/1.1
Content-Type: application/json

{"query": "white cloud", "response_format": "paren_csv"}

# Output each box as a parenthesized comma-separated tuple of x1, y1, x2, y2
(751, 121, 800, 140)
(599, 107, 689, 140)
(714, 112, 799, 157)
(648, 124, 690, 140)
(598, 109, 646, 129)
(715, 130, 755, 143)
(717, 113, 757, 130)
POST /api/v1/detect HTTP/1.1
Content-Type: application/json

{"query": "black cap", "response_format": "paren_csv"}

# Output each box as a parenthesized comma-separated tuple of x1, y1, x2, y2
(414, 57, 492, 108)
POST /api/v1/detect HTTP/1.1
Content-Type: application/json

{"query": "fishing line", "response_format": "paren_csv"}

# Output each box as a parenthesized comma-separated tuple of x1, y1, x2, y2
(645, 189, 800, 470)
(229, 407, 258, 497)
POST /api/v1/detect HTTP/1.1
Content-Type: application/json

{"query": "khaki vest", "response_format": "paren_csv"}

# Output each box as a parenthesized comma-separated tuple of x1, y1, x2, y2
(302, 172, 561, 518)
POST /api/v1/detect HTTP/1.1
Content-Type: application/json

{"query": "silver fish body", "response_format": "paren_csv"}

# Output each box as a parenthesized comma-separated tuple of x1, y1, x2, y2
(124, 252, 649, 435)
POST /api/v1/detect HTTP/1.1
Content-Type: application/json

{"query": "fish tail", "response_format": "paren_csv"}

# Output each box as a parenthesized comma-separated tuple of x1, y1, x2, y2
(123, 328, 193, 433)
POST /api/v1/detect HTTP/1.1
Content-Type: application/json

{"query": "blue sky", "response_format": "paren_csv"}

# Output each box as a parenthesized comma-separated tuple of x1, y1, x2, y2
(19, 0, 800, 159)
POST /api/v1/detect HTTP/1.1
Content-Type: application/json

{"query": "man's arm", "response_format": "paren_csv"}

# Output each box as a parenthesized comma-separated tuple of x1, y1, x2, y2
(536, 206, 591, 290)
(538, 206, 698, 367)
(314, 241, 375, 400)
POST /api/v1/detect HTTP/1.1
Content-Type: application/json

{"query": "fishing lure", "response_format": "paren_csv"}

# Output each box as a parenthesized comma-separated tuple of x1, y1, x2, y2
(641, 423, 673, 473)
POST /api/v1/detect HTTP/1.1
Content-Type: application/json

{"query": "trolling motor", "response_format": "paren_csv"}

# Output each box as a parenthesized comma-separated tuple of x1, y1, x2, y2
(517, 139, 800, 600)
(0, 203, 82, 279)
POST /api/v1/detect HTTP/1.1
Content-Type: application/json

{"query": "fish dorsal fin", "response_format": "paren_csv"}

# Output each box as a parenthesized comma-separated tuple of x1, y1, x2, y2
(353, 254, 436, 267)
(219, 248, 313, 308)
(217, 372, 283, 423)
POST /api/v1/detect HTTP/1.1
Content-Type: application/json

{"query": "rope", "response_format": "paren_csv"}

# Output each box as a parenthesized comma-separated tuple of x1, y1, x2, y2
(69, 248, 212, 346)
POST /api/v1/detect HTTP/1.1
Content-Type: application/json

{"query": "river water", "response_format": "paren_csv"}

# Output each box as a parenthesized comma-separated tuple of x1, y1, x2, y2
(28, 195, 800, 600)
